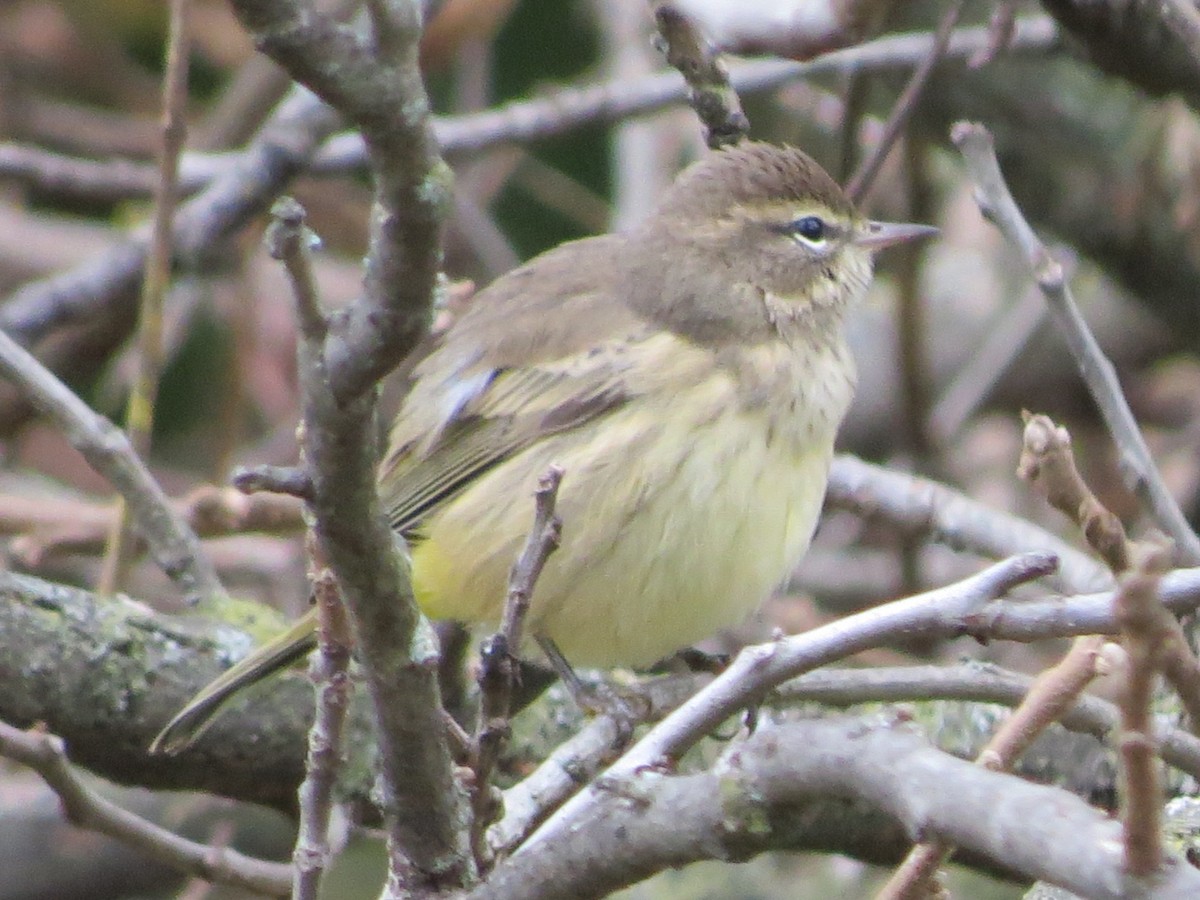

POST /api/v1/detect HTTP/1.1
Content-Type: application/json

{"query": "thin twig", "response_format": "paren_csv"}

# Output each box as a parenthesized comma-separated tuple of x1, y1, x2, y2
(0, 327, 223, 602)
(293, 554, 354, 900)
(232, 464, 315, 501)
(1016, 413, 1198, 878)
(265, 197, 327, 341)
(1113, 543, 1171, 876)
(471, 466, 564, 868)
(1017, 413, 1200, 726)
(845, 0, 964, 203)
(7, 485, 303, 564)
(952, 122, 1200, 565)
(1018, 412, 1130, 572)
(0, 720, 291, 897)
(969, 0, 1019, 68)
(98, 0, 194, 594)
(652, 2, 749, 148)
(264, 199, 349, 900)
(881, 412, 1131, 897)
(826, 454, 1110, 593)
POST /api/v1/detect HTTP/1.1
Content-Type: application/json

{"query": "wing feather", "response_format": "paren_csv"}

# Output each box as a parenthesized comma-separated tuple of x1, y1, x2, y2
(377, 234, 653, 536)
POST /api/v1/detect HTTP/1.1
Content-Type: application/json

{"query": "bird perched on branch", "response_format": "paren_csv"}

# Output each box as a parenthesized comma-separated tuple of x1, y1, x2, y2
(151, 141, 935, 754)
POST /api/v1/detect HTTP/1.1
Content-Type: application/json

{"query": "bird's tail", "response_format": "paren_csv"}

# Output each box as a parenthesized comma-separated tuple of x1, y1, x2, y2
(149, 610, 318, 755)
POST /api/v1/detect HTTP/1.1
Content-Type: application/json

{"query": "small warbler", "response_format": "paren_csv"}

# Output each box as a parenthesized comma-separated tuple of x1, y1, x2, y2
(151, 141, 935, 753)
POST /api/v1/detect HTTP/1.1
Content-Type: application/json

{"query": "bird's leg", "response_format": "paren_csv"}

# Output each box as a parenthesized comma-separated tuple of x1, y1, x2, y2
(534, 634, 644, 740)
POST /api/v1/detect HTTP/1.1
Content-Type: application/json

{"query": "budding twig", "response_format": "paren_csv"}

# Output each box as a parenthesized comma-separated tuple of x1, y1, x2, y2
(470, 466, 564, 868)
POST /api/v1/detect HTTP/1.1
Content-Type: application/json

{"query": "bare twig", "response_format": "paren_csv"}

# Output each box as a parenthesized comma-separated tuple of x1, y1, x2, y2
(653, 2, 749, 148)
(7, 485, 303, 564)
(293, 558, 354, 900)
(952, 121, 1200, 565)
(303, 20, 1055, 167)
(254, 27, 469, 868)
(232, 464, 315, 500)
(964, 565, 1200, 640)
(1113, 543, 1172, 876)
(0, 721, 291, 897)
(826, 454, 1110, 593)
(471, 466, 564, 867)
(0, 86, 339, 358)
(0, 328, 222, 602)
(98, 0, 195, 594)
(845, 0, 964, 203)
(969, 0, 1019, 68)
(265, 197, 327, 340)
(1019, 412, 1130, 572)
(1018, 413, 1200, 727)
(881, 412, 1132, 897)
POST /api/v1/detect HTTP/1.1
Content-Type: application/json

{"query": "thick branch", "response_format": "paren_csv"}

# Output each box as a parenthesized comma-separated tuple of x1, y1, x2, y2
(0, 570, 331, 813)
(241, 2, 470, 881)
(477, 718, 1200, 900)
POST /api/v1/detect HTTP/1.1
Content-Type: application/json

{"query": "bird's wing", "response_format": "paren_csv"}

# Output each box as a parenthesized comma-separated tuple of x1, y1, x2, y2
(379, 235, 652, 535)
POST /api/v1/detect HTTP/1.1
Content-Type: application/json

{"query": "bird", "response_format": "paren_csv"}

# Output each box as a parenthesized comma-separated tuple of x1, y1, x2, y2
(150, 140, 936, 753)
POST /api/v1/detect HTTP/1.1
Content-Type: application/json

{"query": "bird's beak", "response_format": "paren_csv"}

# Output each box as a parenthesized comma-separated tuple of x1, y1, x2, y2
(855, 221, 939, 251)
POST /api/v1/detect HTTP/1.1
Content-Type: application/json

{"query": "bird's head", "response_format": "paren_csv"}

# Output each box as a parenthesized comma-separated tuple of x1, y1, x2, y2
(627, 142, 936, 344)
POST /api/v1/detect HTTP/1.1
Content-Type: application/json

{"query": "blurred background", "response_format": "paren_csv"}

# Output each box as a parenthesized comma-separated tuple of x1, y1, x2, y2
(0, 0, 1197, 896)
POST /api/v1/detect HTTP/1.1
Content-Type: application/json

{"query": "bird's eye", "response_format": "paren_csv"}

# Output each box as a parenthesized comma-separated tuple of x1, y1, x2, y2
(790, 215, 826, 244)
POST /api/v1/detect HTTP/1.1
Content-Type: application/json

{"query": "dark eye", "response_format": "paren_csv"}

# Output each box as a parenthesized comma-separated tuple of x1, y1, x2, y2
(790, 215, 826, 243)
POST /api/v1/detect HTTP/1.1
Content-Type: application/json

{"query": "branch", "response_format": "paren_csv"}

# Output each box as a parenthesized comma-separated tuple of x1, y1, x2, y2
(526, 553, 1056, 851)
(827, 453, 1111, 593)
(0, 327, 223, 603)
(1112, 544, 1172, 875)
(0, 21, 1060, 203)
(653, 2, 749, 148)
(952, 121, 1200, 565)
(255, 69, 468, 888)
(472, 467, 564, 865)
(293, 560, 355, 900)
(5, 484, 303, 565)
(99, 0, 195, 593)
(844, 0, 964, 203)
(476, 718, 1200, 900)
(0, 87, 338, 351)
(0, 569, 335, 812)
(0, 721, 291, 896)
(879, 634, 1108, 898)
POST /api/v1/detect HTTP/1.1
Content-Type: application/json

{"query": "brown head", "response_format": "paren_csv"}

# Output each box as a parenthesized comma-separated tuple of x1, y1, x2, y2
(624, 142, 935, 345)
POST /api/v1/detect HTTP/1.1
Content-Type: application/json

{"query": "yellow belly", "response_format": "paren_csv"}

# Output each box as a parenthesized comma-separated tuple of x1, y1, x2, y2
(410, 351, 849, 669)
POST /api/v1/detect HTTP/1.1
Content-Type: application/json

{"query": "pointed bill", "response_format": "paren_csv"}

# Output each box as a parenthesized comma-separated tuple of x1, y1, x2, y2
(855, 221, 939, 250)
